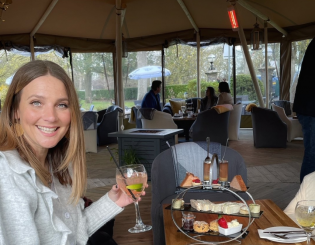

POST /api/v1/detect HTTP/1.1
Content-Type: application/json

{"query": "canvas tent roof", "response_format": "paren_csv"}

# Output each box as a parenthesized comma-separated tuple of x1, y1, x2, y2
(0, 0, 315, 52)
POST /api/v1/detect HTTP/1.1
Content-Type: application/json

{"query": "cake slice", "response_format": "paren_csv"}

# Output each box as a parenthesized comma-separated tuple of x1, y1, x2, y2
(180, 172, 199, 187)
(230, 175, 247, 191)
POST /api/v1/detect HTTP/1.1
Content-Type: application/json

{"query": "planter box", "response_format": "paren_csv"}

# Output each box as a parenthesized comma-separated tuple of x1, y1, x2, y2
(108, 128, 183, 180)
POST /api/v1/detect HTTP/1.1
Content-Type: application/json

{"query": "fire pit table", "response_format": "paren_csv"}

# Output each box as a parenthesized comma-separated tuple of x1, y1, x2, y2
(108, 128, 183, 180)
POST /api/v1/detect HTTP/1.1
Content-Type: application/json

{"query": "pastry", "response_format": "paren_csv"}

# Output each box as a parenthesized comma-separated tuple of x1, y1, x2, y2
(249, 204, 261, 213)
(230, 175, 247, 191)
(193, 221, 210, 233)
(190, 199, 213, 211)
(212, 183, 221, 189)
(180, 172, 199, 187)
(192, 179, 201, 187)
(209, 220, 219, 232)
(222, 203, 241, 214)
(172, 198, 184, 209)
(211, 203, 225, 212)
(240, 205, 249, 214)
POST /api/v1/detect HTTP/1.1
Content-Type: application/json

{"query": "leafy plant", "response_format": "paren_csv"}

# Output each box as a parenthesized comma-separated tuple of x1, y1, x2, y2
(121, 148, 143, 165)
(110, 147, 142, 165)
(230, 74, 265, 101)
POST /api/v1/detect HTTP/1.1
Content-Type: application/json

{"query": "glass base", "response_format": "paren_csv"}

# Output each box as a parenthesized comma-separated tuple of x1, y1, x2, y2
(128, 224, 152, 233)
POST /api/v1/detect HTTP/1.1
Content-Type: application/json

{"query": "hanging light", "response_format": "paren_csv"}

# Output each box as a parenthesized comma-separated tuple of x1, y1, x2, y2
(227, 5, 239, 31)
(122, 34, 128, 58)
(251, 17, 263, 50)
(0, 0, 12, 21)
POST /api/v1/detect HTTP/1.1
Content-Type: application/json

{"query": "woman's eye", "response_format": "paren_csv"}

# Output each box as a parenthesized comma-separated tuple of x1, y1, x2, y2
(58, 103, 68, 108)
(32, 101, 41, 107)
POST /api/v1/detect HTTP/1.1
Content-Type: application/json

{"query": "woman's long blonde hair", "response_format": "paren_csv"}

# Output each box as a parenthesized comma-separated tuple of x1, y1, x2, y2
(0, 60, 86, 203)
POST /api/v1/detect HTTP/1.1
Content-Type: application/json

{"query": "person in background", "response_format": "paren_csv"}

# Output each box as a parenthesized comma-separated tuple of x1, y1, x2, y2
(141, 80, 162, 111)
(293, 37, 315, 183)
(217, 81, 233, 105)
(200, 86, 218, 112)
(284, 171, 315, 224)
(0, 60, 145, 245)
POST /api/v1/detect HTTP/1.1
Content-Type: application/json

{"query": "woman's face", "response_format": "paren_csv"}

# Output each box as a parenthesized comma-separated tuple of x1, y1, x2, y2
(206, 88, 210, 97)
(16, 75, 71, 154)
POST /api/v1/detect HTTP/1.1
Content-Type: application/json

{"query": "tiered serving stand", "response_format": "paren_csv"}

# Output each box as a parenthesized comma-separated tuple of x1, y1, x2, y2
(166, 184, 263, 245)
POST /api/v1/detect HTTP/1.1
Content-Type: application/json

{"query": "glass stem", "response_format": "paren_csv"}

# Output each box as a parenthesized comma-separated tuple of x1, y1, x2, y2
(306, 232, 312, 243)
(134, 201, 144, 227)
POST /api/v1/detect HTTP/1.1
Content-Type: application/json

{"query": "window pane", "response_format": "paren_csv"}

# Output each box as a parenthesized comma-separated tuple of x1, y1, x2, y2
(123, 51, 161, 112)
(0, 49, 30, 107)
(290, 39, 311, 102)
(72, 53, 114, 111)
(232, 43, 280, 114)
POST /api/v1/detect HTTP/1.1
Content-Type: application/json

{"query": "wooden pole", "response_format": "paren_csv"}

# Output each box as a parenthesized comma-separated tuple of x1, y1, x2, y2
(116, 0, 125, 131)
(264, 21, 269, 109)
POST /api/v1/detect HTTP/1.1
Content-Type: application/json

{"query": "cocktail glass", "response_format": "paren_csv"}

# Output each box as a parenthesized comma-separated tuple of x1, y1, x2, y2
(295, 200, 315, 243)
(116, 164, 152, 233)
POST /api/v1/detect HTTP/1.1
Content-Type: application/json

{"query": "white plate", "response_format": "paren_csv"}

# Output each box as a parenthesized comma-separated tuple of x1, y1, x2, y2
(258, 226, 307, 243)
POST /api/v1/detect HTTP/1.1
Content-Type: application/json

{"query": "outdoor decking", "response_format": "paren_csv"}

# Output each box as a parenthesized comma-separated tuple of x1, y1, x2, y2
(85, 129, 304, 245)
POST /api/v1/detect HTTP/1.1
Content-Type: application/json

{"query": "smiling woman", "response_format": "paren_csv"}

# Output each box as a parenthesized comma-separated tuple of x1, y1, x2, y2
(0, 60, 139, 245)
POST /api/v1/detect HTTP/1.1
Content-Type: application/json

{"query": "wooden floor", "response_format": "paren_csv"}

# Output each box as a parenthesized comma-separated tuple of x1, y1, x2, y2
(85, 129, 304, 245)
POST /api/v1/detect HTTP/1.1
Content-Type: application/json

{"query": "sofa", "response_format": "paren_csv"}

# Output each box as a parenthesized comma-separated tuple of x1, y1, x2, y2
(163, 97, 201, 115)
(251, 107, 287, 148)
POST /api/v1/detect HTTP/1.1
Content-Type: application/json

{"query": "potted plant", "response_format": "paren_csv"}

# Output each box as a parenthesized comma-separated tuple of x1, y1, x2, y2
(121, 147, 142, 165)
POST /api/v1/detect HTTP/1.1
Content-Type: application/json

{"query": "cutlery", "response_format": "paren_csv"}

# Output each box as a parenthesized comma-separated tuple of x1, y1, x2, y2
(263, 231, 304, 234)
(272, 233, 313, 240)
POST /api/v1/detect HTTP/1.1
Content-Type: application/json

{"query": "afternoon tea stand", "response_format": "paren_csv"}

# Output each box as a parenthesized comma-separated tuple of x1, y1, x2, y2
(169, 184, 259, 245)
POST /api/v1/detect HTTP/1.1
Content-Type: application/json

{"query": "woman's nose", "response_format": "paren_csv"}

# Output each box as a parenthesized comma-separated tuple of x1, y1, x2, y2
(43, 106, 58, 122)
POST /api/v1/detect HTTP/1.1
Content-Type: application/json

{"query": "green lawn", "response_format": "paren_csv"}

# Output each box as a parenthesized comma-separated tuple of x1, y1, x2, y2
(80, 100, 135, 111)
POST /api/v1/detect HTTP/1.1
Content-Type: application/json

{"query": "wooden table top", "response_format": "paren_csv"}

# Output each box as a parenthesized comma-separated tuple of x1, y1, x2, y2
(163, 199, 315, 245)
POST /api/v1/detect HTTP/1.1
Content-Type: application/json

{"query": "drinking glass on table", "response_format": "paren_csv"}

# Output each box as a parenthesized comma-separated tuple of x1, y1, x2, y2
(181, 105, 186, 114)
(116, 164, 152, 233)
(295, 200, 315, 243)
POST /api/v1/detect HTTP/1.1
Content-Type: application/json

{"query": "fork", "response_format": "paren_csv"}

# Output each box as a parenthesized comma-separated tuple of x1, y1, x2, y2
(273, 233, 314, 239)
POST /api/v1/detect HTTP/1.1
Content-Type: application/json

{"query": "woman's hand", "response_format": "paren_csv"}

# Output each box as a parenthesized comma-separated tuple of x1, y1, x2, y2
(108, 184, 148, 208)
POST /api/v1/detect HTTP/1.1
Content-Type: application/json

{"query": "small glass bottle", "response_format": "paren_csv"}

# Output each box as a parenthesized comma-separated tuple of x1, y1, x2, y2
(203, 137, 212, 184)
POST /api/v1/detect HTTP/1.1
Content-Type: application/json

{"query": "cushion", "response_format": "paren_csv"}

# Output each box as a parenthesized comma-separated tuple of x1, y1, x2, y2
(169, 99, 186, 114)
(245, 103, 257, 112)
(212, 104, 234, 114)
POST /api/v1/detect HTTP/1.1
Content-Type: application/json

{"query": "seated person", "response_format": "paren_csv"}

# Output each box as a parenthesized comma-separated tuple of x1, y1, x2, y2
(200, 86, 218, 112)
(217, 81, 233, 105)
(284, 171, 315, 223)
(141, 80, 162, 111)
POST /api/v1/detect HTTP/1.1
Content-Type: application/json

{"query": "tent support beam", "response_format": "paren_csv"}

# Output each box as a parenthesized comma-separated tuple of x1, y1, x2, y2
(30, 0, 59, 60)
(177, 0, 199, 32)
(196, 32, 200, 97)
(116, 0, 124, 131)
(233, 41, 236, 104)
(264, 21, 269, 109)
(235, 4, 265, 107)
(237, 0, 288, 37)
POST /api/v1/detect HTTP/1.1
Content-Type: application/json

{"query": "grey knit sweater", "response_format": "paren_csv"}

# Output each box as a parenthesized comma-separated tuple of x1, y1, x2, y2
(0, 150, 123, 245)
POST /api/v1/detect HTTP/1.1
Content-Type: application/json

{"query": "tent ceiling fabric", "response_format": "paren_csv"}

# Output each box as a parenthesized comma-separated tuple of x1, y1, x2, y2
(0, 0, 315, 52)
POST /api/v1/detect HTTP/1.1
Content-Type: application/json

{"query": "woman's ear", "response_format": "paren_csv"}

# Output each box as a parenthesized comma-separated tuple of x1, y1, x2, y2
(14, 109, 20, 121)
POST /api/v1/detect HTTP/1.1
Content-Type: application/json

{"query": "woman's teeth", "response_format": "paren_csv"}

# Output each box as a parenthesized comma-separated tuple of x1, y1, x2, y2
(37, 126, 57, 133)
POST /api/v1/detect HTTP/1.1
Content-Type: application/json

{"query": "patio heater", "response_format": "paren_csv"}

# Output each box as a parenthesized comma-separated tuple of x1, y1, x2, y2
(251, 18, 264, 50)
(227, 5, 239, 31)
